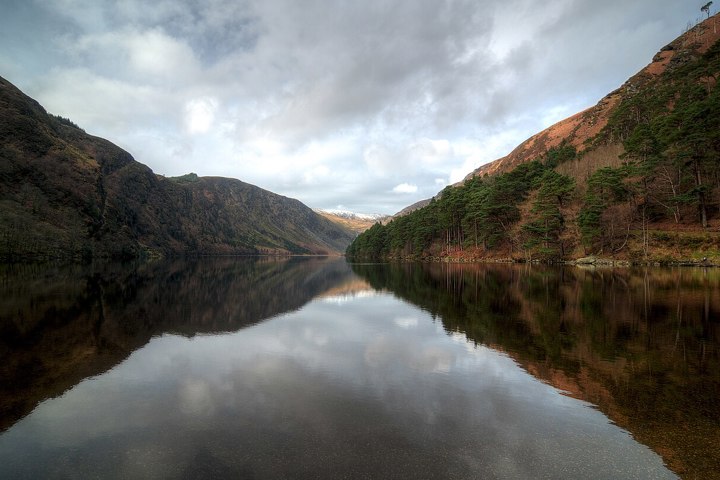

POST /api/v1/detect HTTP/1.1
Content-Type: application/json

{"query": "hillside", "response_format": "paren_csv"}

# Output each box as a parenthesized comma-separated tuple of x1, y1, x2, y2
(466, 14, 720, 181)
(0, 76, 354, 261)
(392, 198, 432, 217)
(317, 210, 390, 234)
(348, 14, 720, 263)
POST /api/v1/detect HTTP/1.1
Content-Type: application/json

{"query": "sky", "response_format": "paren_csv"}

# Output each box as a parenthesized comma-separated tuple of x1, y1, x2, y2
(0, 0, 708, 215)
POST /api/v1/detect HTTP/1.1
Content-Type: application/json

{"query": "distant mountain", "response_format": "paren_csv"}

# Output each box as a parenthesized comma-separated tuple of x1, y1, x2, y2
(317, 209, 390, 234)
(0, 76, 354, 261)
(320, 204, 429, 234)
(349, 14, 720, 263)
(319, 209, 387, 221)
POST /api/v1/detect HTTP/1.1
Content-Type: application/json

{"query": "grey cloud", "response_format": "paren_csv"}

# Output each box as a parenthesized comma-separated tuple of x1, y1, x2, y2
(0, 0, 704, 214)
(241, 0, 497, 141)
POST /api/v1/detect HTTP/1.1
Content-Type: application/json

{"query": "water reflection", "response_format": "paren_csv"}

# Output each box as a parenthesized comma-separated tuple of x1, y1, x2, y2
(0, 260, 708, 478)
(1, 272, 673, 479)
(0, 257, 354, 433)
(352, 262, 720, 479)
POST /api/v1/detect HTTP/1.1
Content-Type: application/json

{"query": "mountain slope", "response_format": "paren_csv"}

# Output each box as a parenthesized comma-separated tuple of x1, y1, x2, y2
(349, 14, 720, 263)
(392, 198, 432, 217)
(467, 14, 720, 181)
(0, 75, 354, 260)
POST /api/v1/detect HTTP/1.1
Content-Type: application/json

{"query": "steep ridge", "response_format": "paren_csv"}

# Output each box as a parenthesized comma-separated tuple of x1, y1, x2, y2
(466, 14, 720, 180)
(349, 14, 720, 262)
(0, 76, 354, 260)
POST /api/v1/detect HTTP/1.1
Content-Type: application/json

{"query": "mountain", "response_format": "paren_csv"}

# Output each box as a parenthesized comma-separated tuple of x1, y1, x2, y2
(318, 203, 428, 235)
(465, 14, 720, 182)
(319, 209, 387, 222)
(348, 14, 720, 263)
(0, 76, 354, 261)
(317, 209, 390, 234)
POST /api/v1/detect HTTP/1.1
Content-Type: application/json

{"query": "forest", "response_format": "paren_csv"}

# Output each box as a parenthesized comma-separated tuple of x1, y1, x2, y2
(348, 38, 720, 262)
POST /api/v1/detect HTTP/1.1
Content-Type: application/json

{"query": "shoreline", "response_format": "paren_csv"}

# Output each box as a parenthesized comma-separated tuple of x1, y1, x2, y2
(377, 254, 719, 268)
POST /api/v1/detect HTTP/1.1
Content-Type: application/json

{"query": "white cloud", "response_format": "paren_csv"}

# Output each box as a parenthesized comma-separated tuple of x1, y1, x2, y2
(392, 183, 418, 194)
(184, 97, 218, 134)
(362, 143, 396, 177)
(62, 27, 201, 84)
(302, 164, 331, 185)
(35, 68, 168, 132)
(394, 317, 419, 329)
(410, 138, 452, 166)
(125, 29, 198, 78)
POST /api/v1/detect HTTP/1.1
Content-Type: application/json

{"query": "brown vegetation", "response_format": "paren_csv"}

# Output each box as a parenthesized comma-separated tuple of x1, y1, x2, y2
(0, 77, 355, 261)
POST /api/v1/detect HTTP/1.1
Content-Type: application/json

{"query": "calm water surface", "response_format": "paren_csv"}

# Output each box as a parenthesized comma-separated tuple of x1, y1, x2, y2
(1, 258, 719, 479)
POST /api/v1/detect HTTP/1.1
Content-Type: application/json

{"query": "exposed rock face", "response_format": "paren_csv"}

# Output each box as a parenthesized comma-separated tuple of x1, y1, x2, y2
(0, 76, 354, 260)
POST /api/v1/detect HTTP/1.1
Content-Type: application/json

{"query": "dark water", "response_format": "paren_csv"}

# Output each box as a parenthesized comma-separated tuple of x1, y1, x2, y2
(1, 259, 718, 479)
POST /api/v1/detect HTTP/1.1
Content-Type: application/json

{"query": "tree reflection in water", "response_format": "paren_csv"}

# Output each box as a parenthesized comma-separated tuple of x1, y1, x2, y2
(352, 262, 720, 479)
(1, 259, 717, 478)
(0, 257, 354, 433)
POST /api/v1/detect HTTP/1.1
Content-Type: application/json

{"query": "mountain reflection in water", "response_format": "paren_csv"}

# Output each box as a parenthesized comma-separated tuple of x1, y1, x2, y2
(352, 262, 720, 479)
(0, 257, 355, 433)
(0, 259, 717, 478)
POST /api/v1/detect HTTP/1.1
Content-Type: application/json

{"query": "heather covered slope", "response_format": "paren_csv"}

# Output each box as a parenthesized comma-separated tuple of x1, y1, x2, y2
(349, 15, 720, 263)
(0, 76, 354, 260)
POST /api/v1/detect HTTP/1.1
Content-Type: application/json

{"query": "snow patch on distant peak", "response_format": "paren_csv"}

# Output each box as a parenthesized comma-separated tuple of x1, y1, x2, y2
(318, 209, 387, 221)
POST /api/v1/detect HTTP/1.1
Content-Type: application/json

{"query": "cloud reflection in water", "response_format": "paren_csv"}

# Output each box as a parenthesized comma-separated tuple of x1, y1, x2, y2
(0, 287, 675, 479)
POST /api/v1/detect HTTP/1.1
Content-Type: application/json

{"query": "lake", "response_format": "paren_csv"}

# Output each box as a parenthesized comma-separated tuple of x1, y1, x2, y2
(1, 258, 718, 479)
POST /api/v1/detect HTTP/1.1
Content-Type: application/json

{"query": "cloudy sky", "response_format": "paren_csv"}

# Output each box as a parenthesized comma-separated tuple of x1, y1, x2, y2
(0, 1, 706, 214)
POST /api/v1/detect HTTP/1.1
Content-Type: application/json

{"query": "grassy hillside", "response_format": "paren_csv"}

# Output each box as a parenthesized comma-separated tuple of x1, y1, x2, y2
(0, 76, 354, 261)
(348, 15, 720, 264)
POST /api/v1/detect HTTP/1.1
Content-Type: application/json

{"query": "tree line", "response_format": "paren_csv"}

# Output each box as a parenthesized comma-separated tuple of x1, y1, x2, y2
(347, 153, 577, 261)
(348, 39, 720, 261)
